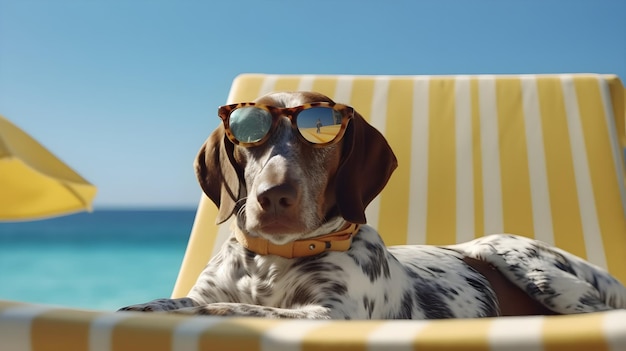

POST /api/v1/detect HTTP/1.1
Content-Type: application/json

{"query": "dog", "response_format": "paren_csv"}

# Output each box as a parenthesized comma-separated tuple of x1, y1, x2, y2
(119, 91, 626, 319)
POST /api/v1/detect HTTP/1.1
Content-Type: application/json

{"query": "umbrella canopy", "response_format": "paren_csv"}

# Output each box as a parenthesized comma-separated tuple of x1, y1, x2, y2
(0, 114, 97, 221)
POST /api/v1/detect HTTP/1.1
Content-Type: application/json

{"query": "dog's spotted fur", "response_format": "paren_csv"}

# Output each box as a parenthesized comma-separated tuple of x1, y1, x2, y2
(119, 92, 626, 319)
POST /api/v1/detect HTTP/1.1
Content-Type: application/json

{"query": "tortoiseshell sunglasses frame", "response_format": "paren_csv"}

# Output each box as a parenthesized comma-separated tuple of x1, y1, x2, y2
(217, 102, 354, 148)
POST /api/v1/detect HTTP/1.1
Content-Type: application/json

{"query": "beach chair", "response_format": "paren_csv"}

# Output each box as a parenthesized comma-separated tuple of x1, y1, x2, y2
(1, 73, 625, 351)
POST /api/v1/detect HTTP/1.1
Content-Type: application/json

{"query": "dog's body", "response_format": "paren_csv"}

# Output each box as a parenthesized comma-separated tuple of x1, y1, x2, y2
(120, 92, 626, 319)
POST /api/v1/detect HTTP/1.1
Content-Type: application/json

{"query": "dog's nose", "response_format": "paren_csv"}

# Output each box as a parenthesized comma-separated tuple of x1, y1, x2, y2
(256, 182, 298, 211)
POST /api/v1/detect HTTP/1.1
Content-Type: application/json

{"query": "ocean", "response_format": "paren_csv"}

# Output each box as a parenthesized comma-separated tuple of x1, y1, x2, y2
(0, 209, 196, 311)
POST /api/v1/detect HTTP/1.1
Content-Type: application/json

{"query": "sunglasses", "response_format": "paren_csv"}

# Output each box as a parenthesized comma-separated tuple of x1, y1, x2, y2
(218, 102, 354, 147)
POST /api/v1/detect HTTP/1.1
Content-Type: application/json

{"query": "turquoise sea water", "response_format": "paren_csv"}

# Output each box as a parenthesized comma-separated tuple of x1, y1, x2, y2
(0, 209, 196, 311)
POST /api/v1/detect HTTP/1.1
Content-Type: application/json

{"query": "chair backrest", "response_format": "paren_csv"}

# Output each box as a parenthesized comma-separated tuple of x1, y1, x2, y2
(172, 74, 626, 297)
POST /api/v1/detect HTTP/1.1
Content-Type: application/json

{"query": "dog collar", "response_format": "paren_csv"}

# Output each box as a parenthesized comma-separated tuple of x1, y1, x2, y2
(233, 222, 360, 259)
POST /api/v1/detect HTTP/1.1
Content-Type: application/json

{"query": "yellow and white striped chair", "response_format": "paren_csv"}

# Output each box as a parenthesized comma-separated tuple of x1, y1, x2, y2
(1, 73, 625, 351)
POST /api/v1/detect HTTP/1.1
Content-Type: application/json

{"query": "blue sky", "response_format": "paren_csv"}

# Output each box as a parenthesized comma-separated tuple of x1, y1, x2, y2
(1, 0, 625, 208)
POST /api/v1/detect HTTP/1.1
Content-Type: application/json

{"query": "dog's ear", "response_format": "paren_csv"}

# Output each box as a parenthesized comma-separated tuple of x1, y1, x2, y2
(335, 112, 398, 224)
(194, 126, 243, 224)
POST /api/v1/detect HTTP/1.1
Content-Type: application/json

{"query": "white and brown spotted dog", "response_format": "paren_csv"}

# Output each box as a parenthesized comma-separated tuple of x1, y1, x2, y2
(120, 91, 626, 319)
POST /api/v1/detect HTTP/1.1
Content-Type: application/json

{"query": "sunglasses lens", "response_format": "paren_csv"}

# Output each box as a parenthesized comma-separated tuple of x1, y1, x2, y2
(297, 107, 343, 143)
(229, 107, 272, 144)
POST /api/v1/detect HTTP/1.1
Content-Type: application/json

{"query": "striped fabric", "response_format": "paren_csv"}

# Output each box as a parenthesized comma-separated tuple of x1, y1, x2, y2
(1, 74, 625, 351)
(2, 300, 626, 351)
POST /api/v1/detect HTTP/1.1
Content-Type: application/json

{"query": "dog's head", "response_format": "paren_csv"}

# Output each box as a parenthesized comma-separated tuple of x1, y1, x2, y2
(195, 91, 397, 243)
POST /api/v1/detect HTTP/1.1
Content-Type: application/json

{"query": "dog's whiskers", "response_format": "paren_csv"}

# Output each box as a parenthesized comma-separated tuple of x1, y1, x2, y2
(235, 197, 247, 221)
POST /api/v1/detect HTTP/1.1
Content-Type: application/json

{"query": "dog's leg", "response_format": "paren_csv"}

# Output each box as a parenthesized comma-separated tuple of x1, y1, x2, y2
(118, 297, 198, 312)
(170, 303, 331, 319)
(456, 234, 626, 314)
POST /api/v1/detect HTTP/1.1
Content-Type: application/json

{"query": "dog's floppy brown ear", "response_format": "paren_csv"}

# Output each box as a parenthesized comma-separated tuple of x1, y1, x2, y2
(335, 112, 398, 224)
(194, 126, 243, 224)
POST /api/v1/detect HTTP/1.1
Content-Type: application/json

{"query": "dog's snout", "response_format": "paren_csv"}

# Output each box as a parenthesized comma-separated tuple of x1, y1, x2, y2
(256, 182, 298, 211)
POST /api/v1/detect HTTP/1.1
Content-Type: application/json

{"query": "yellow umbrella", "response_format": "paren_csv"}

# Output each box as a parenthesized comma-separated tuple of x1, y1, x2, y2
(0, 114, 97, 221)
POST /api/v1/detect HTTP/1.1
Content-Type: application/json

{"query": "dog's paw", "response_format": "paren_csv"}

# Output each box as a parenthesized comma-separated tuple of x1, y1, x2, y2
(117, 298, 195, 312)
(117, 303, 168, 312)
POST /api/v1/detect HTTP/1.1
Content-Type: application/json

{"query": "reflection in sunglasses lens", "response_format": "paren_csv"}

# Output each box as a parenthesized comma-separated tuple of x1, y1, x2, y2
(298, 107, 342, 143)
(230, 107, 272, 143)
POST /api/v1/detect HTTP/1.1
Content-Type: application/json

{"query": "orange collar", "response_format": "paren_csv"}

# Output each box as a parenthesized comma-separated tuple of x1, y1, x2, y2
(233, 222, 360, 259)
